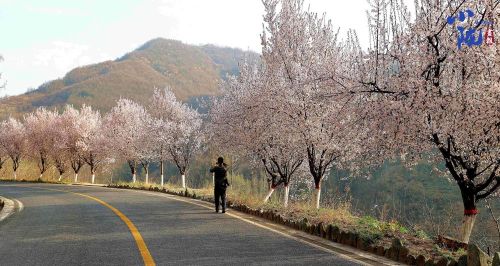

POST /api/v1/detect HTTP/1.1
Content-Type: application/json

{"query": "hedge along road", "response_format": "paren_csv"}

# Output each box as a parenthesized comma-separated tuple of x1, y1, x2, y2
(0, 182, 367, 266)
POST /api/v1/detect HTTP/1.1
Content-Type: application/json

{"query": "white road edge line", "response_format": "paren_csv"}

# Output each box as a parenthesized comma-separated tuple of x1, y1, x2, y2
(114, 188, 402, 266)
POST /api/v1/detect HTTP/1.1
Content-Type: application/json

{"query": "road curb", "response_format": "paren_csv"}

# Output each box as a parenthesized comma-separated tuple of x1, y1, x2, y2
(0, 196, 16, 222)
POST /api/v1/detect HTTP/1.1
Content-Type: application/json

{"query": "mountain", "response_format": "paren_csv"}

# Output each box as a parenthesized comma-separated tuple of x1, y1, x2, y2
(0, 38, 260, 119)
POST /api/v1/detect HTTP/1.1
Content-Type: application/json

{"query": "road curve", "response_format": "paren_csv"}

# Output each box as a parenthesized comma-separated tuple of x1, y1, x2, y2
(0, 182, 364, 266)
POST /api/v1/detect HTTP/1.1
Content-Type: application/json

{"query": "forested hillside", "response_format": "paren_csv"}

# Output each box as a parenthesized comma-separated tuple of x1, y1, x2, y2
(0, 38, 259, 119)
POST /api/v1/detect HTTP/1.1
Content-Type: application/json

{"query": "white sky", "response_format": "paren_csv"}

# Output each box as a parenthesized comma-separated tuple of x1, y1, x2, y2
(0, 0, 375, 96)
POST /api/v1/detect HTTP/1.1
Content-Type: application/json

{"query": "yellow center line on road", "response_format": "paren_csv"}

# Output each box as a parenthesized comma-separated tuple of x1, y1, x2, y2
(34, 186, 156, 266)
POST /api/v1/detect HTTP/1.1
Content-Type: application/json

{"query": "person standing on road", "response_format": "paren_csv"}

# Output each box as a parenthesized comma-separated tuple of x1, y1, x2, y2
(210, 157, 229, 213)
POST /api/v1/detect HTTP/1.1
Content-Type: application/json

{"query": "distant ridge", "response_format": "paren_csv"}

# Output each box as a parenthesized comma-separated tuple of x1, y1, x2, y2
(0, 38, 259, 119)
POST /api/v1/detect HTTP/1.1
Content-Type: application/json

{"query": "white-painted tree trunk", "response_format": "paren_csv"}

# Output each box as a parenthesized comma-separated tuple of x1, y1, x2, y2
(314, 187, 321, 209)
(284, 185, 290, 208)
(264, 188, 275, 203)
(74, 173, 78, 183)
(160, 161, 164, 187)
(212, 173, 215, 187)
(132, 173, 136, 183)
(181, 174, 186, 189)
(460, 214, 477, 243)
(145, 172, 149, 184)
(58, 175, 62, 181)
(13, 171, 17, 180)
(91, 174, 95, 184)
(39, 173, 43, 180)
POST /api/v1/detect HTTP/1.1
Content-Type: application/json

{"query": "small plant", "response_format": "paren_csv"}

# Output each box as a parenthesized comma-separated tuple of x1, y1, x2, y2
(414, 229, 429, 240)
(455, 248, 466, 257)
(358, 216, 381, 231)
(433, 244, 454, 260)
(382, 220, 409, 234)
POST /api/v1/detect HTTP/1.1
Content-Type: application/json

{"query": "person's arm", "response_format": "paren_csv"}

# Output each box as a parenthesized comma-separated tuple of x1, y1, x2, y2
(223, 168, 229, 186)
(210, 166, 215, 173)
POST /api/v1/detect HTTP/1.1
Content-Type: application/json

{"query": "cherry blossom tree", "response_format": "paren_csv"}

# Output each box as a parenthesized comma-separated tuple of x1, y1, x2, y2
(78, 106, 108, 184)
(259, 0, 364, 208)
(59, 105, 87, 183)
(46, 112, 72, 182)
(104, 99, 149, 183)
(50, 129, 69, 181)
(210, 62, 304, 207)
(137, 109, 158, 185)
(138, 127, 156, 184)
(24, 108, 58, 180)
(0, 118, 26, 180)
(150, 88, 202, 189)
(147, 88, 176, 186)
(169, 105, 203, 189)
(348, 0, 500, 243)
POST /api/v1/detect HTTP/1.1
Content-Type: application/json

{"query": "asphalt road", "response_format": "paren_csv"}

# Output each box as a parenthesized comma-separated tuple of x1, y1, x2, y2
(0, 182, 364, 266)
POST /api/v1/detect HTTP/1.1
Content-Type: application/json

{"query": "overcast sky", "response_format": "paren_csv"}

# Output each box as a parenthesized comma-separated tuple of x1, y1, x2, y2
(0, 0, 376, 96)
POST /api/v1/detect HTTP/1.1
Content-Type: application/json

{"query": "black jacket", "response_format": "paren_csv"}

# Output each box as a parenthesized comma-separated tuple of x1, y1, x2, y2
(210, 164, 229, 188)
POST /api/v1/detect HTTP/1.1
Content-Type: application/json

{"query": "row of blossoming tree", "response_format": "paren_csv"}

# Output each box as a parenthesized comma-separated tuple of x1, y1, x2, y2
(210, 0, 499, 243)
(0, 88, 203, 189)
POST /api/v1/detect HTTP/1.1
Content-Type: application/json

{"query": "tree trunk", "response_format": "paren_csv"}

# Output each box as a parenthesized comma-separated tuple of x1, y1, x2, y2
(460, 210, 478, 243)
(74, 173, 78, 183)
(145, 172, 149, 184)
(314, 183, 321, 209)
(91, 173, 95, 184)
(284, 185, 290, 208)
(12, 160, 19, 180)
(181, 174, 186, 189)
(458, 183, 477, 243)
(58, 175, 62, 182)
(264, 187, 275, 203)
(160, 161, 164, 187)
(212, 173, 215, 187)
(128, 160, 137, 183)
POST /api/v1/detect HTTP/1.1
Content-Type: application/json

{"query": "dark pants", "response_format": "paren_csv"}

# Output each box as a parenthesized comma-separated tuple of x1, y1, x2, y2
(214, 186, 226, 212)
